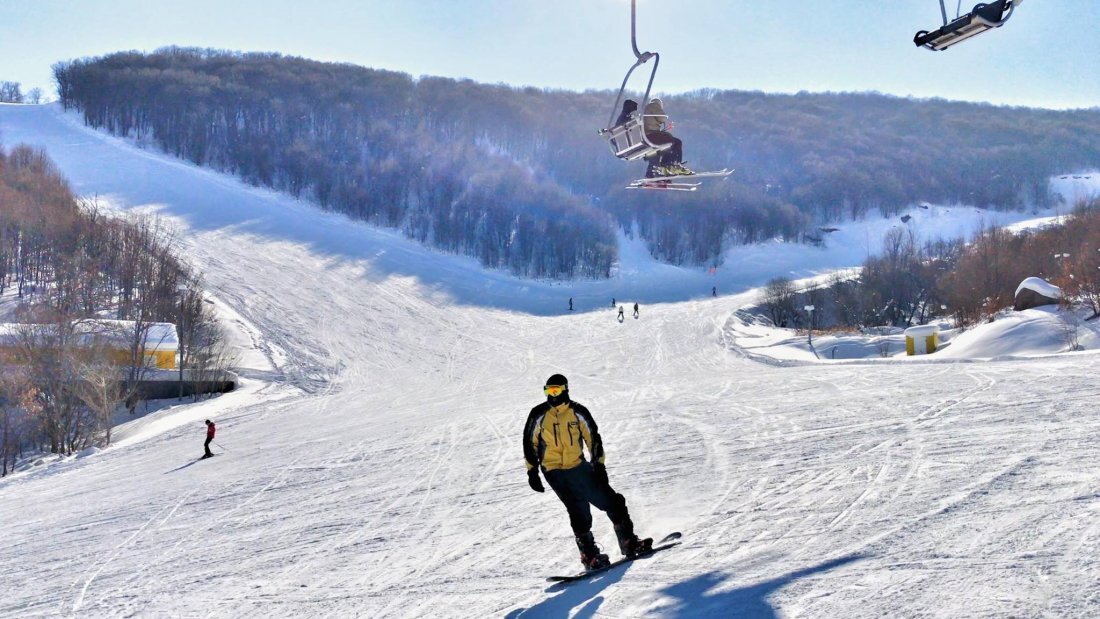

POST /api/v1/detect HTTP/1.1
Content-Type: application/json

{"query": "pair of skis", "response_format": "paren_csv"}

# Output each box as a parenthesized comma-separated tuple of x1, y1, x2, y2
(546, 531, 682, 583)
(627, 169, 733, 192)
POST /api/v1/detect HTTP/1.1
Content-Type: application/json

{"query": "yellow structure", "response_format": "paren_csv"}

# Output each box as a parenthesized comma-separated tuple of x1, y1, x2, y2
(0, 320, 179, 369)
(904, 325, 940, 356)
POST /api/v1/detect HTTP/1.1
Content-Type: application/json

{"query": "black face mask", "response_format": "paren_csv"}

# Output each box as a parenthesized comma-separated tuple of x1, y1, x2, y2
(547, 391, 570, 407)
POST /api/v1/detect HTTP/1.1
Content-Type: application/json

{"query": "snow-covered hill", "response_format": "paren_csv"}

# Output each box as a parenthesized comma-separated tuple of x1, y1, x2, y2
(1, 103, 1098, 618)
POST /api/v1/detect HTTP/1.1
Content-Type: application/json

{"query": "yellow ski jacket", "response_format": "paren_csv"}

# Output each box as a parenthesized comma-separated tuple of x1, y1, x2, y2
(523, 401, 605, 472)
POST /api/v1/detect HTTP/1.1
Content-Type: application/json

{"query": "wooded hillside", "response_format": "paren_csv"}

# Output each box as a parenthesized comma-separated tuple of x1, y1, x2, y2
(53, 48, 1100, 276)
(0, 145, 218, 469)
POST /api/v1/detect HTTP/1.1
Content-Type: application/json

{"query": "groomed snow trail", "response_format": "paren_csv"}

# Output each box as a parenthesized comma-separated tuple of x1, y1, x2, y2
(1, 104, 1098, 618)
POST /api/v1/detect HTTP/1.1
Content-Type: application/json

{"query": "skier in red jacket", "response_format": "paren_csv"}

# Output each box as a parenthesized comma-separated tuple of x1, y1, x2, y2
(203, 419, 216, 459)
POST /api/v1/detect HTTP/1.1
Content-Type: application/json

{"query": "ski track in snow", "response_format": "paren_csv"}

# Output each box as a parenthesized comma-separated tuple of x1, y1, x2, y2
(1, 104, 1099, 617)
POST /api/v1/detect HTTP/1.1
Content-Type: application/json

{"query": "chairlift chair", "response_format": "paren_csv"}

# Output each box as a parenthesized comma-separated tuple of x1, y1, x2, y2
(598, 0, 669, 164)
(914, 0, 1023, 51)
(598, 0, 734, 192)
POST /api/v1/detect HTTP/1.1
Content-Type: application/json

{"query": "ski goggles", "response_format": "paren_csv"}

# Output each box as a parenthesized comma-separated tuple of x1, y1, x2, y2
(543, 385, 567, 397)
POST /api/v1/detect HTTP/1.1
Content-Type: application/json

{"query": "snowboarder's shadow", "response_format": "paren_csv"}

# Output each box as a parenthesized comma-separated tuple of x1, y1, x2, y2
(657, 553, 863, 617)
(506, 560, 631, 618)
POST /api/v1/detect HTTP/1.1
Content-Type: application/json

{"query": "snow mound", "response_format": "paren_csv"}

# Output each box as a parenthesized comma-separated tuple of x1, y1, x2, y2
(1015, 277, 1063, 300)
(937, 307, 1084, 359)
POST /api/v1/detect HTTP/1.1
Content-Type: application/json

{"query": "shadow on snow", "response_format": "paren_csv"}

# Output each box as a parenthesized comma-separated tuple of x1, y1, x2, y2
(504, 558, 630, 619)
(658, 553, 864, 618)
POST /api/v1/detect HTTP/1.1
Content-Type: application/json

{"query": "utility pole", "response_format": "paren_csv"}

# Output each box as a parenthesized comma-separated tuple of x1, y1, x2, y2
(804, 304, 818, 359)
(177, 284, 187, 401)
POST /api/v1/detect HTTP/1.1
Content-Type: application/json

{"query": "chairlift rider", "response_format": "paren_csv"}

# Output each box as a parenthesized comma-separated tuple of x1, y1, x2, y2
(642, 98, 688, 178)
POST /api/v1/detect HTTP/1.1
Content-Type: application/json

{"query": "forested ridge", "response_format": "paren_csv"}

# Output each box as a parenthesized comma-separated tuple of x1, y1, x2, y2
(53, 48, 1100, 278)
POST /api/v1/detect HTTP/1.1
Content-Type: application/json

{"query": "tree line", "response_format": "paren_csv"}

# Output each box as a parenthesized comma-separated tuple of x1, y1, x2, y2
(760, 198, 1100, 335)
(52, 50, 616, 279)
(0, 144, 225, 474)
(0, 81, 45, 104)
(52, 48, 1100, 275)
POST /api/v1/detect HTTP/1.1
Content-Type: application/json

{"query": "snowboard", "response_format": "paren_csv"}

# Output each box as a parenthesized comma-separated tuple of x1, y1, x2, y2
(546, 532, 682, 583)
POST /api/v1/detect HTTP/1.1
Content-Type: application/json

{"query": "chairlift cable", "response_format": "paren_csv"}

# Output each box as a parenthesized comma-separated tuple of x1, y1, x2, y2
(630, 0, 642, 59)
(605, 0, 660, 132)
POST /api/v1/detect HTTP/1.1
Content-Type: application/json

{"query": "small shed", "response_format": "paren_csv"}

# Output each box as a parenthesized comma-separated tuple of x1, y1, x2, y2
(905, 324, 940, 356)
(1014, 277, 1062, 311)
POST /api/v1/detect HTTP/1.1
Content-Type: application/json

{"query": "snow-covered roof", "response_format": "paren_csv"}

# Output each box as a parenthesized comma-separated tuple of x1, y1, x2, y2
(904, 325, 940, 337)
(1014, 277, 1063, 300)
(0, 320, 178, 351)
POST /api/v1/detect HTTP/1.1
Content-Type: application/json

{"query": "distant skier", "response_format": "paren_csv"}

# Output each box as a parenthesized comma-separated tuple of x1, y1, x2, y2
(611, 297, 616, 308)
(712, 286, 717, 297)
(632, 303, 639, 319)
(202, 419, 216, 459)
(617, 306, 625, 322)
(523, 374, 651, 570)
(569, 297, 574, 311)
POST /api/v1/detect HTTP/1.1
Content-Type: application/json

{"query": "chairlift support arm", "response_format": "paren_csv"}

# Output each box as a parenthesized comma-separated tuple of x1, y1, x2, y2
(600, 0, 670, 162)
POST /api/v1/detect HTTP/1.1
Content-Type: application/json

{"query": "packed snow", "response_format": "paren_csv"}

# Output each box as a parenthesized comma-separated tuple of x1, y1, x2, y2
(1, 103, 1099, 618)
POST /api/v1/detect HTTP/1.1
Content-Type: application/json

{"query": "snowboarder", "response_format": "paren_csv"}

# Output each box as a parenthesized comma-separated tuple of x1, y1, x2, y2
(617, 306, 625, 322)
(523, 374, 651, 570)
(632, 303, 639, 319)
(643, 98, 689, 178)
(202, 419, 216, 459)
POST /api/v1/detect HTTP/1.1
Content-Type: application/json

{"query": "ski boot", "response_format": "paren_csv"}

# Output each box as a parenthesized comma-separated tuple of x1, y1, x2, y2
(575, 532, 610, 571)
(668, 162, 694, 176)
(615, 524, 653, 559)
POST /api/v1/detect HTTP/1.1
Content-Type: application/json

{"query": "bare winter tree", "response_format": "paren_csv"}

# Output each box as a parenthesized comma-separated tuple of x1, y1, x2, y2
(184, 292, 239, 400)
(762, 277, 797, 328)
(0, 81, 24, 103)
(72, 353, 124, 447)
(11, 319, 90, 454)
(0, 365, 38, 476)
(827, 271, 865, 328)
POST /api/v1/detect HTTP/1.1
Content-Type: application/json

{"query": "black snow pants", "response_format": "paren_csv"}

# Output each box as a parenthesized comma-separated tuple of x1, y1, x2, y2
(645, 131, 683, 165)
(204, 437, 214, 458)
(544, 462, 633, 538)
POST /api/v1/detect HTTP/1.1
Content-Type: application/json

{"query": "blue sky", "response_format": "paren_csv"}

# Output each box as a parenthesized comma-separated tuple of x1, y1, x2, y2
(2, 0, 1098, 109)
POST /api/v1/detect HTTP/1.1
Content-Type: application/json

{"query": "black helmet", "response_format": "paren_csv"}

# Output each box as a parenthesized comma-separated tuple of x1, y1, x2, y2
(544, 374, 569, 406)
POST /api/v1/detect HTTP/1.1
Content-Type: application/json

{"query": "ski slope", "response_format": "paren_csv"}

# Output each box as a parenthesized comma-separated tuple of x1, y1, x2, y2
(1, 104, 1099, 618)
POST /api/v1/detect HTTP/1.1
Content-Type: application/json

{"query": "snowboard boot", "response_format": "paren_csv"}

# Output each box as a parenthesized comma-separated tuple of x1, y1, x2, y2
(575, 532, 610, 571)
(615, 524, 653, 559)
